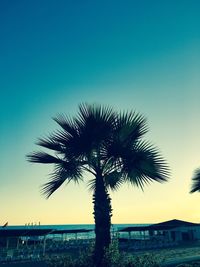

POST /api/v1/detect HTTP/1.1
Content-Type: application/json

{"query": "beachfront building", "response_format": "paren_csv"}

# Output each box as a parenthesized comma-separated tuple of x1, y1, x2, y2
(0, 228, 93, 263)
(118, 219, 200, 249)
(148, 219, 200, 242)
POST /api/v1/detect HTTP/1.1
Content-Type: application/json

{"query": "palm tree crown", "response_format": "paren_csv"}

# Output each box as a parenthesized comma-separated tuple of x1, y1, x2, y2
(27, 103, 169, 196)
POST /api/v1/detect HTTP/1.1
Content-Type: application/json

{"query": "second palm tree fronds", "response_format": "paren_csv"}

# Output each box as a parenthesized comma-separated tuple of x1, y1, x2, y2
(190, 168, 200, 193)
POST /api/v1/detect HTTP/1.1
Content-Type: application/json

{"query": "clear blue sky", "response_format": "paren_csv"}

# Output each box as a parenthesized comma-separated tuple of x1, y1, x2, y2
(0, 0, 200, 225)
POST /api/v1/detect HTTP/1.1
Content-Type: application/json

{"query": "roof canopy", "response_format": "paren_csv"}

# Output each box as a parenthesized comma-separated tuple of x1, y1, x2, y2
(119, 219, 200, 232)
(0, 229, 53, 237)
(52, 229, 93, 235)
(0, 228, 93, 238)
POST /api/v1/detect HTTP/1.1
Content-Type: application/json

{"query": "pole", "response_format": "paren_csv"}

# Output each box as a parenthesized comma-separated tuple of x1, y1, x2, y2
(43, 236, 46, 256)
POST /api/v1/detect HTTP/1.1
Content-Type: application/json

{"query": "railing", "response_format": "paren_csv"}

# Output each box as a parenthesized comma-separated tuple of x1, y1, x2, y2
(119, 238, 179, 251)
(0, 238, 94, 263)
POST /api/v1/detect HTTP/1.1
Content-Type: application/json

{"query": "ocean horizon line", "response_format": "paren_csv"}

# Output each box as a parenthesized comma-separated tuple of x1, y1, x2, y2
(3, 222, 149, 227)
(3, 223, 150, 230)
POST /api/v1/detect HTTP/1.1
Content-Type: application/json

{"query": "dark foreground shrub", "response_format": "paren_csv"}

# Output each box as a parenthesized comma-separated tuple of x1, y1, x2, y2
(45, 240, 161, 267)
(102, 240, 161, 267)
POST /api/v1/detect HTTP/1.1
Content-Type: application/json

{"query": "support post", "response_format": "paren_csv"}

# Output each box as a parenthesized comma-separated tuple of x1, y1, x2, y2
(6, 238, 9, 249)
(43, 236, 46, 256)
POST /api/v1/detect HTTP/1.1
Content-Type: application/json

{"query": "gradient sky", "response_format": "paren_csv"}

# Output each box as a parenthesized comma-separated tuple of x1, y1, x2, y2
(0, 0, 200, 225)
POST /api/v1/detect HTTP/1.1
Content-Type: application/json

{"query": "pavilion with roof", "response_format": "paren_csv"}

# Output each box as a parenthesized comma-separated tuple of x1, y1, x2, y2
(0, 227, 93, 263)
(118, 219, 200, 249)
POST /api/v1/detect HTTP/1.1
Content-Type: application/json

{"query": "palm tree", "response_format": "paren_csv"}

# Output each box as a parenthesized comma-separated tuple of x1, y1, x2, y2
(27, 103, 169, 266)
(190, 168, 200, 193)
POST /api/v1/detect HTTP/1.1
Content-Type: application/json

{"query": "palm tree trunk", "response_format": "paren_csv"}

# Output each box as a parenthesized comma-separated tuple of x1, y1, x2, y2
(93, 172, 112, 267)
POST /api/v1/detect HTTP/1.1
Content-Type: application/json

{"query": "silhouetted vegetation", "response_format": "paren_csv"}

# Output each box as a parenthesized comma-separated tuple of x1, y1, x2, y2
(190, 168, 200, 193)
(45, 240, 161, 267)
(28, 103, 169, 266)
(45, 240, 200, 267)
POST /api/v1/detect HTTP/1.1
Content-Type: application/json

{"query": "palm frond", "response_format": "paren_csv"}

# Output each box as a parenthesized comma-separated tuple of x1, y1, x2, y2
(41, 163, 83, 198)
(63, 103, 117, 158)
(36, 136, 63, 152)
(116, 111, 148, 143)
(27, 152, 62, 164)
(87, 178, 96, 191)
(51, 104, 116, 159)
(77, 103, 116, 143)
(41, 170, 67, 198)
(190, 168, 200, 193)
(53, 114, 78, 138)
(53, 129, 72, 146)
(122, 141, 169, 190)
(103, 111, 148, 161)
(104, 171, 123, 191)
(77, 103, 116, 127)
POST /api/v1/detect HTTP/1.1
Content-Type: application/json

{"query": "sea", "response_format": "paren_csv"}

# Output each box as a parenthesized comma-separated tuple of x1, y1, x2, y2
(4, 224, 149, 240)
